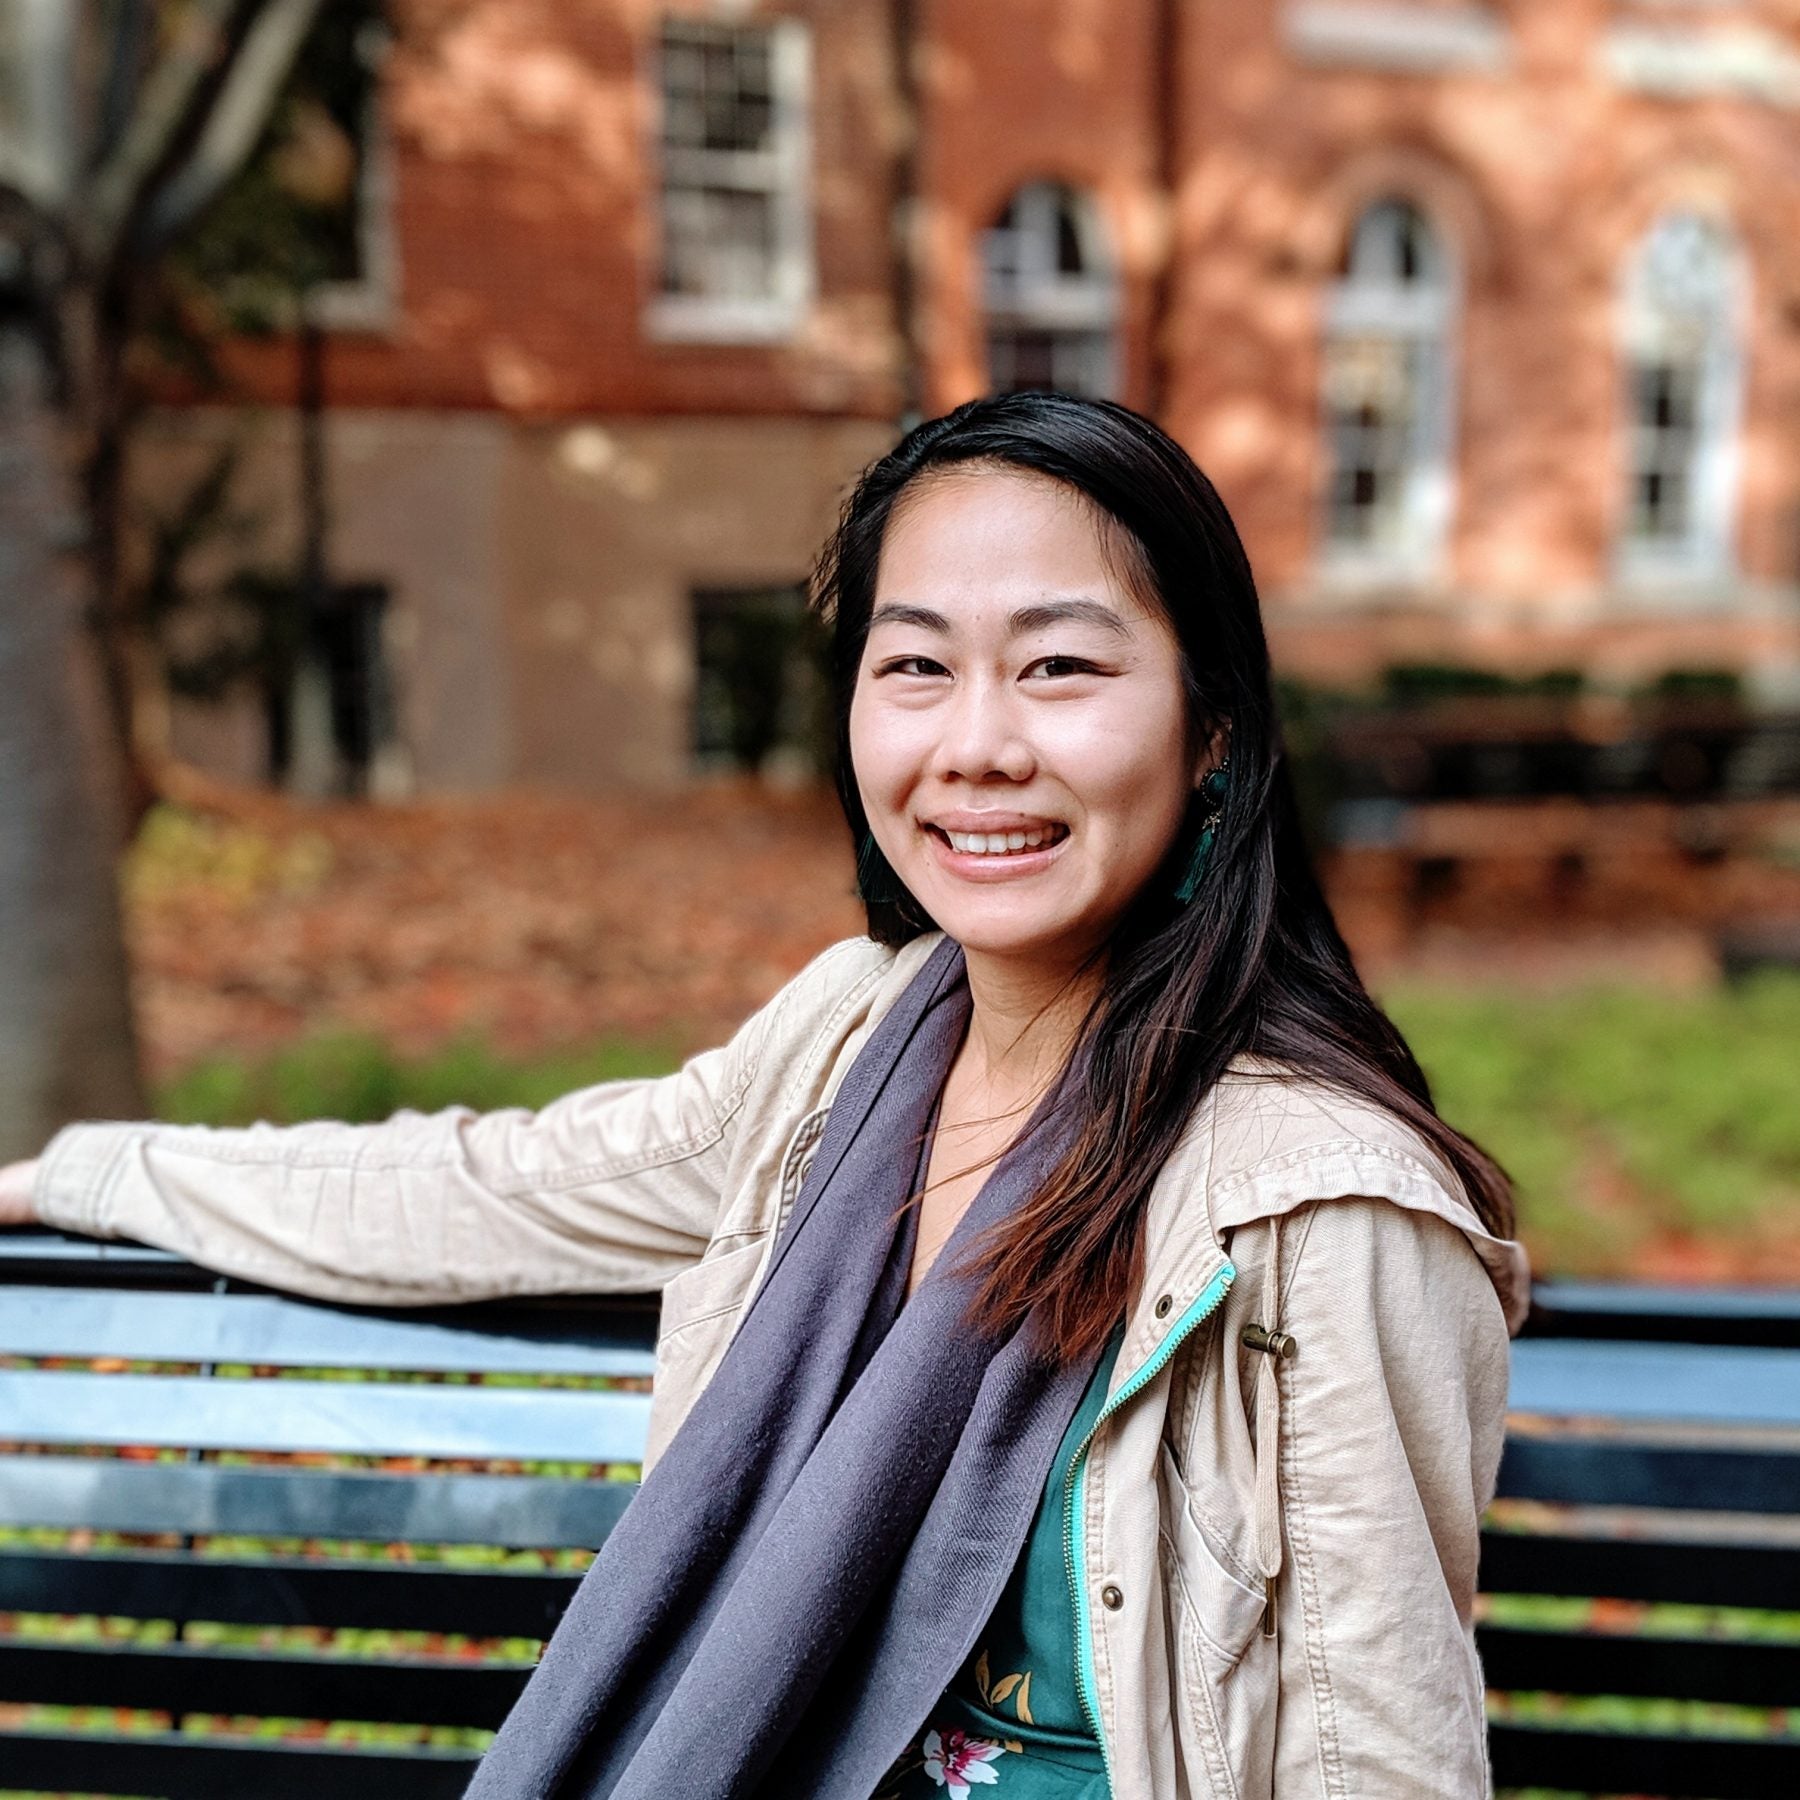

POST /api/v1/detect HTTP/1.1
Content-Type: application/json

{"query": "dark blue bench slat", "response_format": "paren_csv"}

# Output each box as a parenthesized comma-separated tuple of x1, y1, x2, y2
(0, 1638, 533, 1731)
(1489, 1720, 1800, 1800)
(1481, 1529, 1800, 1612)
(0, 1727, 479, 1800)
(0, 1456, 634, 1547)
(1494, 1436, 1800, 1513)
(1528, 1280, 1800, 1349)
(1478, 1623, 1800, 1709)
(0, 1549, 584, 1639)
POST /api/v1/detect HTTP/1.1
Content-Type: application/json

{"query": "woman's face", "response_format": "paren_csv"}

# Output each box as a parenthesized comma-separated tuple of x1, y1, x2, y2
(849, 466, 1208, 971)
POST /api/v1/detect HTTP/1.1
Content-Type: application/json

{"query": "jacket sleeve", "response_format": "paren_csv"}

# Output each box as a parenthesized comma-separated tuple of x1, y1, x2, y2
(30, 940, 879, 1306)
(1261, 1196, 1510, 1799)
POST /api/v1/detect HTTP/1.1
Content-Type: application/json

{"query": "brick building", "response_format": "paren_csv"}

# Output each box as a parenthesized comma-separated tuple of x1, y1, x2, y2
(142, 0, 1800, 796)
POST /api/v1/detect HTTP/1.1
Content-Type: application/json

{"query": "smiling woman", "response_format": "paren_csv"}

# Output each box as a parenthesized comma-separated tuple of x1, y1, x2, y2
(9, 393, 1530, 1800)
(852, 472, 1202, 966)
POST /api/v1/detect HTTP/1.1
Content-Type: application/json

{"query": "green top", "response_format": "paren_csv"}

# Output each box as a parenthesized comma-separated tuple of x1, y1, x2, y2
(874, 1325, 1124, 1799)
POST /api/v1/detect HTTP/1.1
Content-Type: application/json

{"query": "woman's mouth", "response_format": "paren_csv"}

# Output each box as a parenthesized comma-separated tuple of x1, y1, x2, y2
(925, 822, 1069, 858)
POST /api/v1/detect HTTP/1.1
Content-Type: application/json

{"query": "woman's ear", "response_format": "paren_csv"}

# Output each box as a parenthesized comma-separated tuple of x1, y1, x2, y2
(1190, 720, 1231, 791)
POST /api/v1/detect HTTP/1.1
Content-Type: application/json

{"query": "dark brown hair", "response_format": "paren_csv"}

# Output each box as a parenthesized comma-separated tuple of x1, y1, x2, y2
(812, 391, 1514, 1367)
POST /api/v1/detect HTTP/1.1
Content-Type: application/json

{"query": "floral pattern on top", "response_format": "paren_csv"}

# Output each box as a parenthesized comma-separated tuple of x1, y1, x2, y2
(923, 1726, 1006, 1794)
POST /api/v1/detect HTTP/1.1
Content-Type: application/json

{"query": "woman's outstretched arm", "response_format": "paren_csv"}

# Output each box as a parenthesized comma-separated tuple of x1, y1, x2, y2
(6, 938, 891, 1305)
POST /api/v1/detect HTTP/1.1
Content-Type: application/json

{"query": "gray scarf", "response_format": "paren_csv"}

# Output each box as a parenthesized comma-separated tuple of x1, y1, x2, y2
(464, 936, 1101, 1798)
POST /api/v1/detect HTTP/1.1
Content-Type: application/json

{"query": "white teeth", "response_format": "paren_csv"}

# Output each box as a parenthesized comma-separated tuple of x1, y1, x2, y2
(941, 826, 1061, 855)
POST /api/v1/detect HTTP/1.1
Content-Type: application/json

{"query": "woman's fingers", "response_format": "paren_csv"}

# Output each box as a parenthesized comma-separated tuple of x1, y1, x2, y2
(0, 1159, 41, 1226)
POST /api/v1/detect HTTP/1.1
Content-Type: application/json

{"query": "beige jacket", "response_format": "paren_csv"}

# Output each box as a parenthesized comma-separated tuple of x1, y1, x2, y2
(36, 932, 1529, 1799)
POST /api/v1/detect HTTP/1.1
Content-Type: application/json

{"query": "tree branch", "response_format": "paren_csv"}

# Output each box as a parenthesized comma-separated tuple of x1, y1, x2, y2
(75, 0, 242, 269)
(139, 0, 328, 252)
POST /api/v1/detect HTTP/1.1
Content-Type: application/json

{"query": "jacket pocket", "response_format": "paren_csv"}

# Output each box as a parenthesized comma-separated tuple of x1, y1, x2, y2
(656, 1234, 769, 1344)
(644, 1235, 769, 1471)
(1157, 1441, 1275, 1800)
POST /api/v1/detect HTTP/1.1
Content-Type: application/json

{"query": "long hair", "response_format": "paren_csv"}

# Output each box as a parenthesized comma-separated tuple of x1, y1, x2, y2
(811, 391, 1514, 1367)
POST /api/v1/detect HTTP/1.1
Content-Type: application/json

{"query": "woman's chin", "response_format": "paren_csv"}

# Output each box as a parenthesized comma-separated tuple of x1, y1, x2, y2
(926, 899, 1099, 967)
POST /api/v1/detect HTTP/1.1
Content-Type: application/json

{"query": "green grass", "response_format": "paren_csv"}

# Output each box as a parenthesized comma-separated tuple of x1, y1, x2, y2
(1387, 972, 1800, 1272)
(151, 974, 1800, 1277)
(155, 1027, 679, 1128)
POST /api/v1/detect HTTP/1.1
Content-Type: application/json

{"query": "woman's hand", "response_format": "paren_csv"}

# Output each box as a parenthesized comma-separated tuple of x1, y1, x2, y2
(0, 1159, 41, 1226)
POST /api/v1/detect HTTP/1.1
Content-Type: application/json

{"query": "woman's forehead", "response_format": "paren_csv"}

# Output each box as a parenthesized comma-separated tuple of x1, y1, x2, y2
(875, 468, 1153, 622)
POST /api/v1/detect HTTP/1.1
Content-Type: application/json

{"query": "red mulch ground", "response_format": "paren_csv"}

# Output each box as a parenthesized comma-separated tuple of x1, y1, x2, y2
(129, 772, 864, 1082)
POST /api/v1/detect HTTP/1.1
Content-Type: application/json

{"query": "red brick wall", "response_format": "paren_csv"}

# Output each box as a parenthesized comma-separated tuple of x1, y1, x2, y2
(1164, 0, 1800, 647)
(220, 0, 906, 419)
(913, 0, 1166, 415)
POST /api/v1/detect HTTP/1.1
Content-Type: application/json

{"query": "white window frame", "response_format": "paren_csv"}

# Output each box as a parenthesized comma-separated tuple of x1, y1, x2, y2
(645, 16, 812, 344)
(981, 181, 1120, 399)
(307, 18, 402, 334)
(1318, 198, 1458, 587)
(1615, 211, 1745, 592)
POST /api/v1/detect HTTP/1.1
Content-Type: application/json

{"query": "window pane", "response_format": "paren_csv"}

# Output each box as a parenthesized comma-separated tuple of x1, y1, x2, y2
(660, 186, 778, 300)
(1324, 335, 1423, 548)
(656, 18, 799, 308)
(980, 182, 1118, 399)
(692, 586, 827, 778)
(1627, 359, 1699, 542)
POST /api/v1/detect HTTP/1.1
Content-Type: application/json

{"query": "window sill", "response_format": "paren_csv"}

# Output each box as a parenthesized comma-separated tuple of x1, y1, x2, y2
(642, 296, 808, 346)
(1306, 547, 1451, 606)
(307, 280, 401, 337)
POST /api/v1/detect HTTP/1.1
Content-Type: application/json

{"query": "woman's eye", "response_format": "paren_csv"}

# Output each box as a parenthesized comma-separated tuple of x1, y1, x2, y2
(879, 655, 948, 677)
(1025, 655, 1096, 679)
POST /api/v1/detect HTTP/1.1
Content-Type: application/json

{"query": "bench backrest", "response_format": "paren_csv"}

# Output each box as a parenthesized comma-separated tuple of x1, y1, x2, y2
(0, 1232, 651, 1798)
(1485, 1280, 1800, 1799)
(4, 1233, 1799, 1797)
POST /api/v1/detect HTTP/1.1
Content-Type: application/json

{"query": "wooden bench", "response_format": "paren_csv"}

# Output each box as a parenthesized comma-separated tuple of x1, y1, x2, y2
(3, 1231, 1799, 1798)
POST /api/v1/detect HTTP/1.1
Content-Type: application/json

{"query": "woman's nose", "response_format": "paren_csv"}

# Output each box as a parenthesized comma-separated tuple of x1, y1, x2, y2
(929, 680, 1035, 783)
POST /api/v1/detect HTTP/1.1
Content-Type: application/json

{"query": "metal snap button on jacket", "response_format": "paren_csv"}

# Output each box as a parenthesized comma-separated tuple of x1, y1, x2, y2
(1102, 1583, 1124, 1610)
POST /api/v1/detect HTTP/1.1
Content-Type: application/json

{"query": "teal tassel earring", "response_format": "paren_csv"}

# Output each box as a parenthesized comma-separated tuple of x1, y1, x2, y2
(855, 833, 906, 905)
(1173, 759, 1231, 904)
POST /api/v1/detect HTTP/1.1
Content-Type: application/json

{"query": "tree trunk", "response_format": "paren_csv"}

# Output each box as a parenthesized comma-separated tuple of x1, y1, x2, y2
(0, 324, 146, 1159)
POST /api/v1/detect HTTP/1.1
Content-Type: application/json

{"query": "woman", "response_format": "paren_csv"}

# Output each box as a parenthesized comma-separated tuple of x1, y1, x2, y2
(0, 393, 1528, 1798)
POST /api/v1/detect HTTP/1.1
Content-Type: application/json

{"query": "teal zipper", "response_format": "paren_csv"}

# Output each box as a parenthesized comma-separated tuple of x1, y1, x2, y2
(1062, 1259, 1237, 1790)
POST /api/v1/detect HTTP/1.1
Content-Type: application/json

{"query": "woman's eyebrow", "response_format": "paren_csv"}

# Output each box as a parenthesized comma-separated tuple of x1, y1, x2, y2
(868, 602, 951, 633)
(867, 597, 1133, 637)
(1006, 598, 1133, 638)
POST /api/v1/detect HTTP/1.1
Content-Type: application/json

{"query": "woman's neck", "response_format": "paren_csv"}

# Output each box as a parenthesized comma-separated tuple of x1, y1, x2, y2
(956, 944, 1102, 1104)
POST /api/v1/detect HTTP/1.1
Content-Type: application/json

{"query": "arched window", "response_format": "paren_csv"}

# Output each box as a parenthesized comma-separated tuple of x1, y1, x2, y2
(981, 182, 1119, 399)
(1619, 213, 1744, 577)
(1320, 198, 1456, 571)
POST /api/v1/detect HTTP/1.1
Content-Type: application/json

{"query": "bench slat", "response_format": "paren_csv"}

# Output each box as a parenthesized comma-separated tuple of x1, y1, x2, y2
(1480, 1529, 1800, 1612)
(1530, 1281, 1800, 1349)
(1488, 1719, 1800, 1799)
(0, 1369, 651, 1461)
(0, 1727, 480, 1799)
(0, 1638, 532, 1731)
(1509, 1338, 1800, 1427)
(1496, 1437, 1800, 1513)
(0, 1549, 584, 1638)
(1479, 1623, 1800, 1708)
(1, 1284, 656, 1375)
(0, 1456, 633, 1547)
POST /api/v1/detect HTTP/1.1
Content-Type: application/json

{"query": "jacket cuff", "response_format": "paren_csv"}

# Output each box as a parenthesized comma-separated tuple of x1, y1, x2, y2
(33, 1123, 149, 1238)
